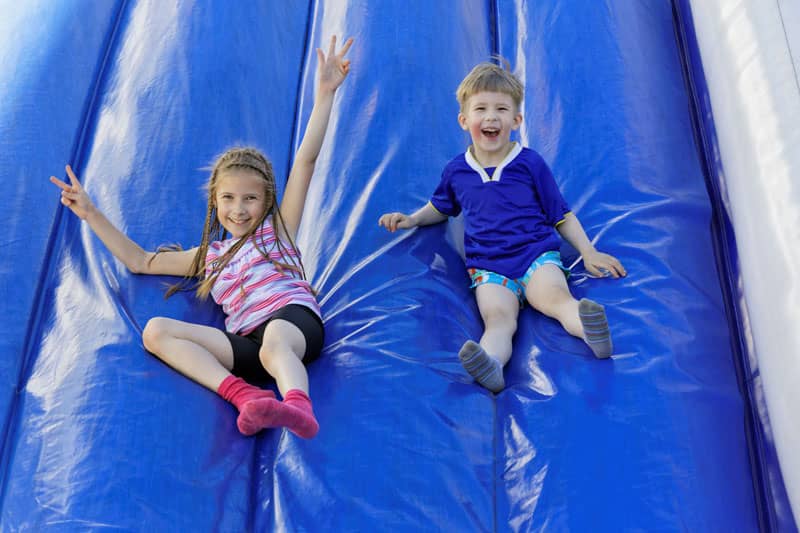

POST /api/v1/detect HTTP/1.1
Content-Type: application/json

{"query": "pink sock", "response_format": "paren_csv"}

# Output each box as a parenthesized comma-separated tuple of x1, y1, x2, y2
(237, 389, 319, 439)
(282, 390, 319, 439)
(217, 376, 276, 435)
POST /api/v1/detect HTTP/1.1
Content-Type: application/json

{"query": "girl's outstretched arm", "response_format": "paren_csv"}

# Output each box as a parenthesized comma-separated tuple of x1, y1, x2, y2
(280, 35, 354, 241)
(50, 165, 196, 276)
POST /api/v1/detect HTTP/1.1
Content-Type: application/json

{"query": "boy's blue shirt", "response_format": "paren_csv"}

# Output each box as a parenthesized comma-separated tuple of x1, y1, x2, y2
(430, 143, 570, 279)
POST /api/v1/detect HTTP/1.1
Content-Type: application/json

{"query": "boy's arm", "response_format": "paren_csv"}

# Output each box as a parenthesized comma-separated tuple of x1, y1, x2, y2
(378, 202, 448, 232)
(280, 36, 354, 241)
(50, 165, 196, 276)
(556, 212, 626, 278)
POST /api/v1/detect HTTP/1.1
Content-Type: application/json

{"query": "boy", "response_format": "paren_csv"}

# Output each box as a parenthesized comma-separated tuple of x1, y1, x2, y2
(378, 62, 625, 393)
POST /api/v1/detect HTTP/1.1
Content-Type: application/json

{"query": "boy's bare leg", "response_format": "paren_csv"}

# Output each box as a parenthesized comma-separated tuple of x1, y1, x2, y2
(475, 283, 519, 364)
(524, 264, 581, 335)
(459, 284, 519, 392)
(524, 264, 612, 358)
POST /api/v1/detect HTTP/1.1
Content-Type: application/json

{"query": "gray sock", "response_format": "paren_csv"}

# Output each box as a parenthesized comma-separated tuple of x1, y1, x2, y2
(458, 340, 505, 393)
(579, 298, 613, 358)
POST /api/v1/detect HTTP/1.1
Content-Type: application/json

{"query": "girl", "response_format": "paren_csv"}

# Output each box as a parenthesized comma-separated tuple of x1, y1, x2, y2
(50, 36, 354, 439)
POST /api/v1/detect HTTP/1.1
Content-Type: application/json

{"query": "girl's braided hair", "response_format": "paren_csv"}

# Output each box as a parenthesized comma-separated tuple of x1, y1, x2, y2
(161, 147, 308, 299)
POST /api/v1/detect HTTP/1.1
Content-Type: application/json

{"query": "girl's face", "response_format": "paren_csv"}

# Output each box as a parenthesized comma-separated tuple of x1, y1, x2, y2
(458, 91, 522, 166)
(214, 167, 271, 238)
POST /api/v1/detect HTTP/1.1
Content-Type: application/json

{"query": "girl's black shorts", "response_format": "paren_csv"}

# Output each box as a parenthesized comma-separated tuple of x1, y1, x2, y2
(223, 304, 324, 382)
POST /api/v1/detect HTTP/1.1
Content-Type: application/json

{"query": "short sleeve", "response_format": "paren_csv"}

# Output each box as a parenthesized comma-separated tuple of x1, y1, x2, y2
(531, 154, 570, 226)
(429, 165, 461, 217)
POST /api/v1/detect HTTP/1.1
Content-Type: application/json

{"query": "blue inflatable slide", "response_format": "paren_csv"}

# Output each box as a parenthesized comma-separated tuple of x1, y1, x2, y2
(1, 1, 797, 531)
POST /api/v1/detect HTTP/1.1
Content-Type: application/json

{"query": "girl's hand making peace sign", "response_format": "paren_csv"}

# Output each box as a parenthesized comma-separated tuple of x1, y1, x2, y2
(316, 35, 354, 95)
(50, 165, 96, 220)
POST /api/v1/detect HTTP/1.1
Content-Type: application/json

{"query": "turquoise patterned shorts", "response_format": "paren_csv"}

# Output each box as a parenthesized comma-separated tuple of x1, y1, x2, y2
(467, 251, 569, 304)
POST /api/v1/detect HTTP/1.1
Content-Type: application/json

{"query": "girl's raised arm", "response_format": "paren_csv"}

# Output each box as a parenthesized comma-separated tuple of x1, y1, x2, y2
(279, 35, 354, 241)
(50, 165, 196, 277)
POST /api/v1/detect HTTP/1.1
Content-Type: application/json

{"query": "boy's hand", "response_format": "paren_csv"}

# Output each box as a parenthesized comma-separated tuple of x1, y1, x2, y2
(50, 165, 95, 220)
(582, 249, 626, 278)
(378, 212, 416, 232)
(316, 35, 354, 94)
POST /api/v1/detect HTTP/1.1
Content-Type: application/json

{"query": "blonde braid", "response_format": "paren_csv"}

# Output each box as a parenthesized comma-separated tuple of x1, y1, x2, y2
(161, 146, 313, 301)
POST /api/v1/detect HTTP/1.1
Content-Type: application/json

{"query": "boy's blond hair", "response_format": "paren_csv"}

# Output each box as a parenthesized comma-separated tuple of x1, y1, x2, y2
(456, 61, 524, 112)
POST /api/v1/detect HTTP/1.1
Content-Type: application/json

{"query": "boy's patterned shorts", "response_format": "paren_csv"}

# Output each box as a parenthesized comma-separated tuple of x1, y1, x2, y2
(467, 251, 569, 305)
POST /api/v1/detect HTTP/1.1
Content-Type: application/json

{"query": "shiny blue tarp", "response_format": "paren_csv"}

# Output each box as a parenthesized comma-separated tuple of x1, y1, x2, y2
(673, 2, 795, 530)
(0, 1, 765, 530)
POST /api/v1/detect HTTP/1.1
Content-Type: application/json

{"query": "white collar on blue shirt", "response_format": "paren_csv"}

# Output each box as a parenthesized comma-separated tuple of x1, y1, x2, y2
(465, 142, 523, 183)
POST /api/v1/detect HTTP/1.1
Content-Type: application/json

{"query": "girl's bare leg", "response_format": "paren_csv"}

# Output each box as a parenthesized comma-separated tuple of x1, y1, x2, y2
(238, 319, 319, 438)
(258, 319, 308, 396)
(142, 317, 235, 391)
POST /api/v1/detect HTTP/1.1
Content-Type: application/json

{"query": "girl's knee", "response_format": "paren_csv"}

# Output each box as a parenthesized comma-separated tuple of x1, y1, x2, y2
(142, 317, 173, 352)
(259, 333, 304, 372)
(258, 339, 288, 368)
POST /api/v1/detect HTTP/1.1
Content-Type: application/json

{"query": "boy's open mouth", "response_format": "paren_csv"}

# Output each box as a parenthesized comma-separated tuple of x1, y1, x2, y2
(481, 128, 500, 138)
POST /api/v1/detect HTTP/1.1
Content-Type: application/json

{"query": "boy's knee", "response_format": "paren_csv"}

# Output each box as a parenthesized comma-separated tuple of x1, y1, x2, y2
(529, 287, 574, 317)
(483, 306, 518, 332)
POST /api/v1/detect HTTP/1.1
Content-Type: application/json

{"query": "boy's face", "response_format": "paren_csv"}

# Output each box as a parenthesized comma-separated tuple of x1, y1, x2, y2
(458, 91, 522, 164)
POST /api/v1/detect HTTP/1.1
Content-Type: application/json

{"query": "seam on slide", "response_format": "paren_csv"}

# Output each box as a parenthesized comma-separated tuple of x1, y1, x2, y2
(284, 1, 316, 188)
(258, 2, 317, 531)
(488, 3, 500, 532)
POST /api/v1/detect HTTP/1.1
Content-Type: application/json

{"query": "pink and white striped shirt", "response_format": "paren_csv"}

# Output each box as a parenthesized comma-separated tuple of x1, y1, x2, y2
(205, 220, 320, 335)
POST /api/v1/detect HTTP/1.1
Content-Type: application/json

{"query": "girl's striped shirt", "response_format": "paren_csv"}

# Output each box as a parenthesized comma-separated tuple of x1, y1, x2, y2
(205, 220, 320, 335)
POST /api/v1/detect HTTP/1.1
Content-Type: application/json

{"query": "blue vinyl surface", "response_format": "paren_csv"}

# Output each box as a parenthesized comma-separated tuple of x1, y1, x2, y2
(0, 1, 766, 531)
(673, 2, 795, 530)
